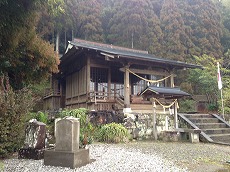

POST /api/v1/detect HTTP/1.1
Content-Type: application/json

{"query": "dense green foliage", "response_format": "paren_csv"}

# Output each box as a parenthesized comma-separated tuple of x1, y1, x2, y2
(179, 55, 230, 118)
(178, 99, 196, 113)
(35, 0, 230, 61)
(0, 86, 34, 158)
(28, 111, 49, 124)
(96, 123, 129, 143)
(58, 108, 94, 148)
(0, 0, 59, 90)
(0, 0, 60, 158)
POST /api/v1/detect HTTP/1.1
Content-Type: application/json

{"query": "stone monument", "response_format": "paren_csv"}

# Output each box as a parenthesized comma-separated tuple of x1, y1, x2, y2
(18, 119, 46, 160)
(44, 117, 90, 169)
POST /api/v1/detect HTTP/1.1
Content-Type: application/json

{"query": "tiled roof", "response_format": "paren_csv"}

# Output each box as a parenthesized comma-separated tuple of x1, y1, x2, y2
(66, 39, 202, 69)
(141, 86, 190, 99)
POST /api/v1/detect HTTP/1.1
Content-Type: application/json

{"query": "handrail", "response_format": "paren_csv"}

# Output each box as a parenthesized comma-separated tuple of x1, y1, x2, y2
(88, 91, 125, 107)
(178, 113, 213, 142)
(115, 95, 124, 107)
(88, 91, 116, 101)
(212, 114, 230, 127)
(44, 88, 60, 97)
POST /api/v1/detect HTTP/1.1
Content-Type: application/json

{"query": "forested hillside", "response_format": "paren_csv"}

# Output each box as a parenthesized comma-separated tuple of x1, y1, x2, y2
(36, 0, 230, 62)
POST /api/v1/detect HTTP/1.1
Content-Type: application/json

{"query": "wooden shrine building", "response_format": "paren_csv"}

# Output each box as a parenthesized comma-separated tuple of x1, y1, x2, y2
(43, 39, 200, 114)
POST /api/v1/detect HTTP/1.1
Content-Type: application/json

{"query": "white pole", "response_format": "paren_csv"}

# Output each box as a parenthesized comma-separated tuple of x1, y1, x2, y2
(174, 100, 178, 129)
(152, 100, 157, 140)
(217, 62, 225, 120)
(220, 88, 225, 120)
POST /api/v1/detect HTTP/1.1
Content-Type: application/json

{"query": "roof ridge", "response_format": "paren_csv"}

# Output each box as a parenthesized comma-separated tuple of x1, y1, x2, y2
(73, 38, 148, 54)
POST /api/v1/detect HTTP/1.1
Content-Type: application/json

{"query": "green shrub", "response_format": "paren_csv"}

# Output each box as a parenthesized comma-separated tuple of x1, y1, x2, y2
(208, 103, 218, 112)
(179, 99, 195, 113)
(27, 111, 48, 124)
(96, 123, 129, 143)
(36, 111, 48, 124)
(0, 161, 4, 171)
(0, 88, 34, 158)
(58, 108, 94, 148)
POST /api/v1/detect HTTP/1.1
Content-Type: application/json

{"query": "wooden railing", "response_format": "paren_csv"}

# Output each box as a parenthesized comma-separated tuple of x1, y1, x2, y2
(44, 88, 61, 98)
(88, 91, 116, 102)
(88, 91, 125, 110)
(115, 95, 124, 107)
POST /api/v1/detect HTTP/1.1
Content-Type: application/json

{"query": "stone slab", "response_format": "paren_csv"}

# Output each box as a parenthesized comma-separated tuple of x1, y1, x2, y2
(44, 149, 90, 169)
(18, 148, 44, 160)
(55, 118, 80, 152)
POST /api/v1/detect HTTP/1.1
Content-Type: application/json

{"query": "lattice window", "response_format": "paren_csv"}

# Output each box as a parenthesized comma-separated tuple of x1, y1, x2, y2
(90, 67, 108, 92)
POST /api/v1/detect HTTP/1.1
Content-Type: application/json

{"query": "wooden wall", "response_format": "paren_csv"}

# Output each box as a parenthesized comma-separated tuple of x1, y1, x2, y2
(43, 96, 61, 110)
(65, 65, 88, 107)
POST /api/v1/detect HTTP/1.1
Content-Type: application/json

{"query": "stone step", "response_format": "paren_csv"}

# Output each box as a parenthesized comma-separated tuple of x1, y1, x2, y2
(196, 123, 227, 129)
(209, 133, 230, 143)
(184, 114, 214, 119)
(189, 118, 219, 124)
(203, 128, 230, 135)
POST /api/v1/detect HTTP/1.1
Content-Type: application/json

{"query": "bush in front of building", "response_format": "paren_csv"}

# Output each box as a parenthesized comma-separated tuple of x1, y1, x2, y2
(95, 122, 129, 143)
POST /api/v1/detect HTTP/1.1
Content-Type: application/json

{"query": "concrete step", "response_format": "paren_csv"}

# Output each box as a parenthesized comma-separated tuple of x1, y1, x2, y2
(179, 113, 230, 144)
(183, 114, 214, 119)
(203, 128, 230, 135)
(196, 123, 227, 129)
(209, 133, 230, 143)
(189, 118, 219, 124)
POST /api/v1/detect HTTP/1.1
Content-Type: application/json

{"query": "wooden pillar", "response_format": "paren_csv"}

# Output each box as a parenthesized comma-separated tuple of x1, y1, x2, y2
(170, 73, 174, 88)
(152, 100, 157, 140)
(114, 83, 116, 99)
(164, 76, 168, 87)
(86, 57, 91, 93)
(86, 57, 91, 108)
(108, 67, 111, 99)
(174, 100, 178, 129)
(124, 66, 130, 109)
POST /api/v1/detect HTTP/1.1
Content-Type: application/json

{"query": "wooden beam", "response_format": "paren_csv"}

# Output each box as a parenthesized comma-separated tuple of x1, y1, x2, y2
(119, 67, 169, 76)
(90, 63, 110, 69)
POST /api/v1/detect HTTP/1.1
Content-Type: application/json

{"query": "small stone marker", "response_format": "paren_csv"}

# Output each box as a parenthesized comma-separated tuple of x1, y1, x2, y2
(55, 118, 80, 151)
(44, 117, 90, 169)
(18, 119, 46, 160)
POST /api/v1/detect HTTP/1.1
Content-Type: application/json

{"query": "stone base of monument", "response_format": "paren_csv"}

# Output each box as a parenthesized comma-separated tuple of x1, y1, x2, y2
(18, 148, 44, 160)
(44, 148, 90, 169)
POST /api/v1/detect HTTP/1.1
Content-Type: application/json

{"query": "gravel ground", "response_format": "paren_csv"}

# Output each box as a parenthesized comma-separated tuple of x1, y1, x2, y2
(1, 141, 230, 172)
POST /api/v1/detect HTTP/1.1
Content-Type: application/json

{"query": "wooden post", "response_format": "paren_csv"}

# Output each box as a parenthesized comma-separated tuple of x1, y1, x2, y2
(86, 57, 91, 108)
(174, 100, 178, 129)
(114, 83, 116, 99)
(124, 66, 130, 109)
(152, 100, 157, 140)
(108, 67, 111, 99)
(170, 73, 174, 88)
(86, 57, 91, 94)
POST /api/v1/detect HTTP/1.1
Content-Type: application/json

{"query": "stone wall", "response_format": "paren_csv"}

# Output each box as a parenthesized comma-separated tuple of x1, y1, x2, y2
(123, 112, 176, 140)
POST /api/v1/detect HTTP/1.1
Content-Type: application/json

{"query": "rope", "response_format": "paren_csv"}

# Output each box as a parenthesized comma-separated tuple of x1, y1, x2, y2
(127, 69, 172, 84)
(152, 98, 178, 109)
